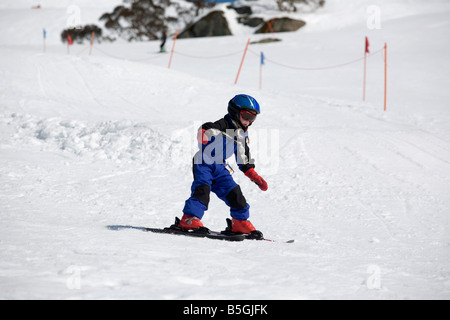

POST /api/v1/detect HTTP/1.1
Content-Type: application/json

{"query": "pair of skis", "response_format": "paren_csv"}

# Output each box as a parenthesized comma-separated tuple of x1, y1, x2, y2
(144, 217, 294, 243)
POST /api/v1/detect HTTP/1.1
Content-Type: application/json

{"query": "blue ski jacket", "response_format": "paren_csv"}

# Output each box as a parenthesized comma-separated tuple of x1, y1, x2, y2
(194, 114, 255, 173)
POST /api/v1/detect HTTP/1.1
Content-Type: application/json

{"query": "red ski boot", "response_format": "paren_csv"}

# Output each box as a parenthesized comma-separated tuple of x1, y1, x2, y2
(231, 218, 256, 234)
(179, 214, 204, 230)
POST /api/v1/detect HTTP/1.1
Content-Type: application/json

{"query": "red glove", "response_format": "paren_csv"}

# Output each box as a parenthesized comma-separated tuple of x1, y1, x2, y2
(197, 129, 209, 145)
(245, 168, 268, 191)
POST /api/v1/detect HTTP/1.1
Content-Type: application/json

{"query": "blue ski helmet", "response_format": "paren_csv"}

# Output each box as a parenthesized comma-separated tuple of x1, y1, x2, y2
(228, 94, 260, 125)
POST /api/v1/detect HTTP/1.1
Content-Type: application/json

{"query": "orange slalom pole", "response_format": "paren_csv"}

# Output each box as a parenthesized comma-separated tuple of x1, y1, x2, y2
(168, 29, 178, 69)
(384, 42, 387, 111)
(89, 31, 95, 56)
(235, 38, 250, 85)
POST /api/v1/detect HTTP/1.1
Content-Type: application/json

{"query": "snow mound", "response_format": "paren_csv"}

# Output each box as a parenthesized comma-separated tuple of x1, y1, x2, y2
(4, 113, 193, 167)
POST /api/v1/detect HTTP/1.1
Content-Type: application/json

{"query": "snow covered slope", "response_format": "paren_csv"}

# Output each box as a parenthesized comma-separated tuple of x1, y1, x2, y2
(1, 0, 449, 299)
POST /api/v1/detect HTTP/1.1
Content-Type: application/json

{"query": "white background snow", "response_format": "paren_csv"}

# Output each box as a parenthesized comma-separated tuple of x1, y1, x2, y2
(1, 0, 449, 299)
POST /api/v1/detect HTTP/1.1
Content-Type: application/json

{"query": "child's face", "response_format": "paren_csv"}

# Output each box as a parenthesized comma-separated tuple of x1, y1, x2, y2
(240, 115, 252, 127)
(239, 110, 257, 128)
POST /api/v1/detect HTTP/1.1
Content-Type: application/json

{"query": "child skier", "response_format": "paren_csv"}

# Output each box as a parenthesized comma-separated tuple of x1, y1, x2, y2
(180, 94, 268, 234)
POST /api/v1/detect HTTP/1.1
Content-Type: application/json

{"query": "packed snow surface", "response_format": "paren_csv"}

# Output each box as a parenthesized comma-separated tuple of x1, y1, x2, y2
(1, 0, 449, 299)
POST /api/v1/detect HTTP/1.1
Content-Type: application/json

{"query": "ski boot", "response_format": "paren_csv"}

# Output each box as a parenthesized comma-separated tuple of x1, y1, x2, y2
(178, 214, 204, 231)
(231, 218, 256, 234)
(223, 218, 264, 240)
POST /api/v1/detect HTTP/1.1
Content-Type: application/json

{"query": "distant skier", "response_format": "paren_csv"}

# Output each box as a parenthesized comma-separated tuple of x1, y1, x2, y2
(180, 94, 268, 234)
(160, 29, 167, 53)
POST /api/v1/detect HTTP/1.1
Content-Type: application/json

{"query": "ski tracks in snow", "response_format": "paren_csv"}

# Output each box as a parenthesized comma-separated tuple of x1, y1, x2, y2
(268, 94, 450, 276)
(301, 124, 450, 233)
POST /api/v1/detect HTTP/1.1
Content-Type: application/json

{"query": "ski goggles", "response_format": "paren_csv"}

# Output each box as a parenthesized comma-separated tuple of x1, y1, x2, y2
(240, 110, 257, 122)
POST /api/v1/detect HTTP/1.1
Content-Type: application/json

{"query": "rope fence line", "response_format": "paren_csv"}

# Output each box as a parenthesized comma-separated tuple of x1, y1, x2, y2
(84, 45, 383, 70)
(92, 46, 167, 61)
(60, 34, 388, 110)
(73, 41, 383, 72)
(74, 45, 89, 56)
(248, 47, 384, 71)
(173, 49, 243, 59)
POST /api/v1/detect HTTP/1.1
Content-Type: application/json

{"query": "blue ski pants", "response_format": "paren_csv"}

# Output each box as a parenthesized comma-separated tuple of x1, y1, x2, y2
(183, 161, 250, 221)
